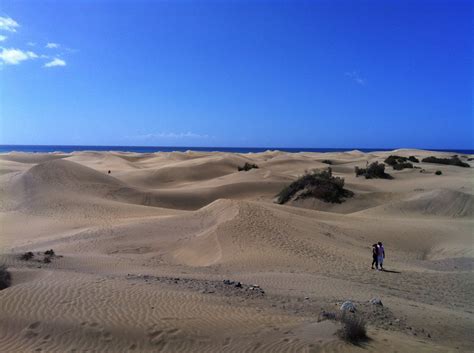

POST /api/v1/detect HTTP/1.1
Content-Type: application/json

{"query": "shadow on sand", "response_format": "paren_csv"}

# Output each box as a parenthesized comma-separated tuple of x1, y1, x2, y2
(382, 269, 401, 274)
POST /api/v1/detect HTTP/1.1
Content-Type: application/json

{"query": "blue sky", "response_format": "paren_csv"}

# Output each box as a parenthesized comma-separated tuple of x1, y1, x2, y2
(0, 0, 472, 149)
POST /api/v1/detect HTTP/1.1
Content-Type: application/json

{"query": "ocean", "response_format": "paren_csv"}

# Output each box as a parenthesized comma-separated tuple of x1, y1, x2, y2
(0, 145, 473, 154)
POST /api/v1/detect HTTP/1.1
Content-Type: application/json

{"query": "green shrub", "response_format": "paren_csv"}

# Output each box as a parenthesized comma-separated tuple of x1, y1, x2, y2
(393, 162, 413, 170)
(422, 156, 470, 168)
(322, 159, 332, 165)
(337, 312, 368, 344)
(435, 170, 442, 175)
(238, 162, 259, 171)
(384, 155, 407, 166)
(0, 265, 11, 290)
(355, 162, 392, 179)
(277, 168, 353, 204)
(385, 155, 417, 169)
(20, 252, 34, 261)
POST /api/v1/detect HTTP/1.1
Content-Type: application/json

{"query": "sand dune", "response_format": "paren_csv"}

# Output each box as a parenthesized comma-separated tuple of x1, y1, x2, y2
(355, 189, 474, 218)
(0, 150, 472, 352)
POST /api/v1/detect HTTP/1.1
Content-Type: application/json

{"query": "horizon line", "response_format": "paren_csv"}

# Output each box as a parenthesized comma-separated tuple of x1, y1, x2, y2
(0, 144, 473, 152)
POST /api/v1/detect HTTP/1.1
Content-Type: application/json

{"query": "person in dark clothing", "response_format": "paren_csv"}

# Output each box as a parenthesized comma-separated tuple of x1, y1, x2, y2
(371, 243, 378, 269)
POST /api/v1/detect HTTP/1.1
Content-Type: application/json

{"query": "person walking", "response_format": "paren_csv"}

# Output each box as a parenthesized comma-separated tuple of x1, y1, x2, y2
(371, 244, 378, 269)
(377, 242, 385, 271)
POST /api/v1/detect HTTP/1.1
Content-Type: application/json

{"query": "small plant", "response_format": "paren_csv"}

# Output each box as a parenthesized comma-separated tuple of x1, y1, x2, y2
(408, 156, 419, 163)
(44, 249, 55, 256)
(43, 256, 52, 264)
(0, 265, 12, 290)
(238, 162, 259, 171)
(337, 312, 368, 344)
(20, 252, 34, 261)
(277, 168, 353, 204)
(422, 156, 470, 168)
(435, 170, 442, 175)
(321, 159, 333, 165)
(355, 162, 392, 179)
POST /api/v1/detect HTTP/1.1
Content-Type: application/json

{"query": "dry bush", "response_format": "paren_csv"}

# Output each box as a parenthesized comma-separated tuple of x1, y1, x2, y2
(277, 168, 353, 204)
(0, 265, 12, 290)
(337, 312, 368, 344)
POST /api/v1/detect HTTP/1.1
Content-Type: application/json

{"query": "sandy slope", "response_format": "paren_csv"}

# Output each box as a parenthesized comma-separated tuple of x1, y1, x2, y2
(0, 149, 473, 352)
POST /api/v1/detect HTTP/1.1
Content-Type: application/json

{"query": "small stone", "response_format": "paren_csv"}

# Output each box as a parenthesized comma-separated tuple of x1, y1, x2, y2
(370, 298, 383, 306)
(304, 297, 309, 300)
(340, 301, 356, 312)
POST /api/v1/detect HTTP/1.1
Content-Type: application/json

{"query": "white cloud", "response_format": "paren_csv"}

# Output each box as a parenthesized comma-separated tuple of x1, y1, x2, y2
(345, 71, 366, 86)
(0, 35, 7, 42)
(44, 58, 66, 67)
(26, 51, 38, 58)
(45, 42, 59, 49)
(0, 16, 20, 32)
(0, 48, 38, 65)
(131, 132, 209, 140)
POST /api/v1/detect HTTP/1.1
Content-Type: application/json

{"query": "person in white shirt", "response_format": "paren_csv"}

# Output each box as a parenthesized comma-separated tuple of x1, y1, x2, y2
(377, 242, 385, 271)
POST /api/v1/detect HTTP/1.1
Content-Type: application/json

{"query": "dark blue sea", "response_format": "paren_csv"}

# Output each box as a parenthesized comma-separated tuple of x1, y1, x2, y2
(0, 145, 473, 154)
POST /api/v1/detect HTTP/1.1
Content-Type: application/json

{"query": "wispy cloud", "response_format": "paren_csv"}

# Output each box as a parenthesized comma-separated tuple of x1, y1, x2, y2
(0, 16, 70, 69)
(45, 42, 59, 49)
(0, 48, 38, 65)
(44, 58, 66, 67)
(345, 71, 366, 86)
(0, 16, 19, 32)
(130, 132, 210, 140)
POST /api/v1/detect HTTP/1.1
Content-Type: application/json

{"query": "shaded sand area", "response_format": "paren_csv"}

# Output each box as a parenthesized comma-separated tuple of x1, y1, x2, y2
(0, 149, 473, 352)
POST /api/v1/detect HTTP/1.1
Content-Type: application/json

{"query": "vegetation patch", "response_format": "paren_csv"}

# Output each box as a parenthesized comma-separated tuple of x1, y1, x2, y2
(321, 159, 333, 165)
(20, 249, 60, 264)
(238, 162, 259, 171)
(392, 162, 413, 170)
(337, 312, 368, 344)
(277, 168, 353, 204)
(384, 155, 407, 166)
(20, 252, 34, 261)
(384, 155, 418, 170)
(355, 162, 392, 179)
(0, 265, 12, 290)
(435, 170, 442, 175)
(422, 156, 470, 168)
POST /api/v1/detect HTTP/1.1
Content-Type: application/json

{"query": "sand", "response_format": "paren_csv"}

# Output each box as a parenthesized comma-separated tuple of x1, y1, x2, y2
(0, 149, 472, 352)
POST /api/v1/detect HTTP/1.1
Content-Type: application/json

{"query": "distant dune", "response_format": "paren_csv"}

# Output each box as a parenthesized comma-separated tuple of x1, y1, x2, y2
(0, 149, 472, 352)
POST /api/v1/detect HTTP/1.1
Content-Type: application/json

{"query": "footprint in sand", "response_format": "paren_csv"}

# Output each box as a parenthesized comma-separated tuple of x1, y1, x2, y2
(147, 325, 182, 347)
(223, 337, 231, 347)
(25, 321, 41, 339)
